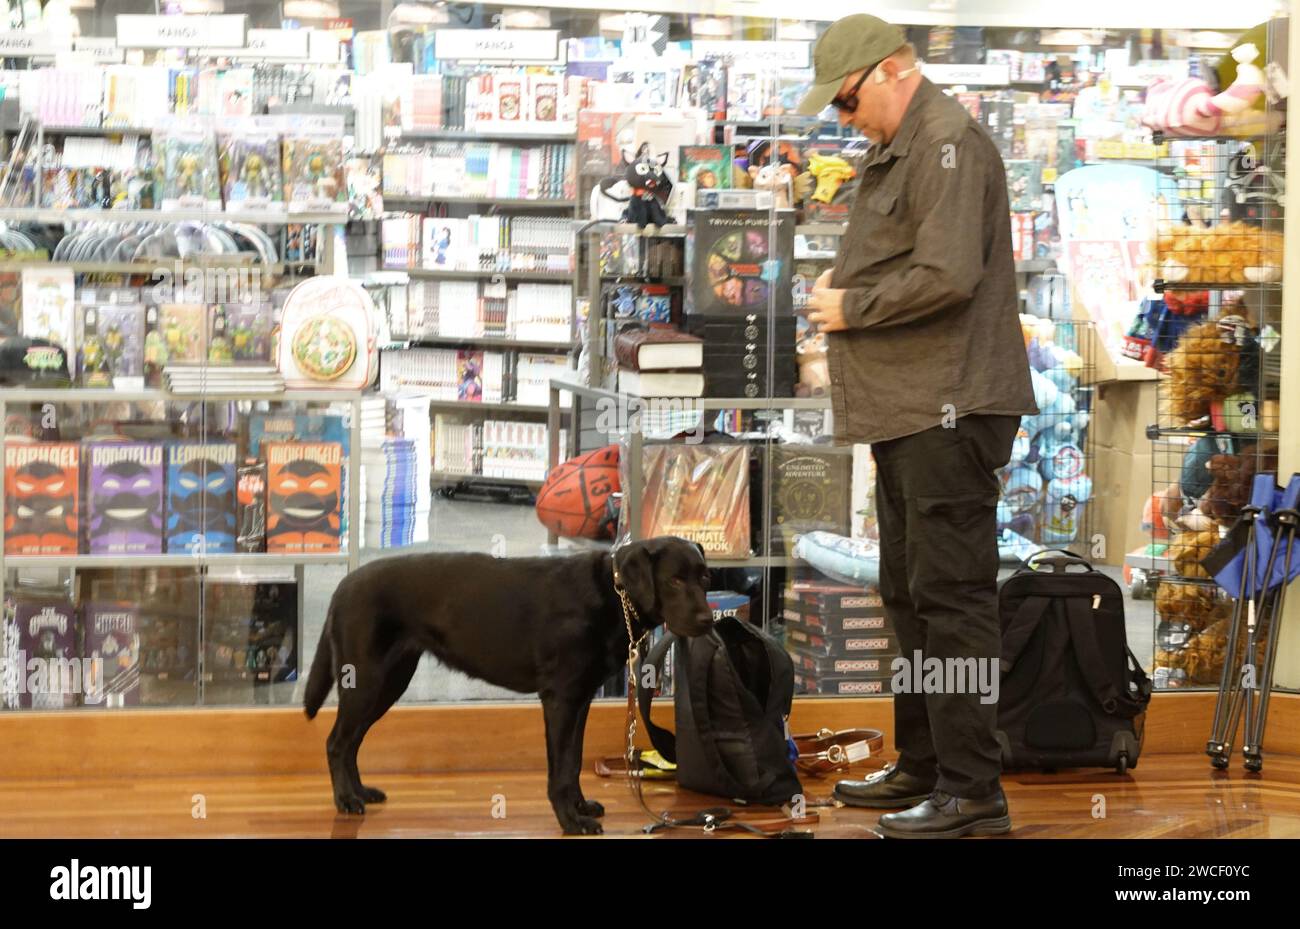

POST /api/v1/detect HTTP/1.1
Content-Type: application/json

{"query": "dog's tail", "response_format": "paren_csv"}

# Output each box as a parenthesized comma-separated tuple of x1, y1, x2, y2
(303, 602, 337, 720)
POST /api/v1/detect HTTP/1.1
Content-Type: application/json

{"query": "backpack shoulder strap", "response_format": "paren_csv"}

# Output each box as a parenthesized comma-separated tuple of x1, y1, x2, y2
(1001, 595, 1052, 673)
(1063, 597, 1141, 717)
(636, 633, 679, 761)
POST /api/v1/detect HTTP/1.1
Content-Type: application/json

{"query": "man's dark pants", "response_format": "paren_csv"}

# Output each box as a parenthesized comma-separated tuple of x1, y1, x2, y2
(871, 413, 1019, 799)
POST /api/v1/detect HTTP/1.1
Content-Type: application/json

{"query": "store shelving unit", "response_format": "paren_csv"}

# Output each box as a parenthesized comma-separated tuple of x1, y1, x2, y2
(0, 387, 363, 705)
(1144, 125, 1285, 691)
(378, 127, 583, 497)
(546, 378, 831, 558)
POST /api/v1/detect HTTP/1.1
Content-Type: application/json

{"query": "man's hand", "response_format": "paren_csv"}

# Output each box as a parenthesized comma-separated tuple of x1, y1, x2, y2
(808, 271, 849, 332)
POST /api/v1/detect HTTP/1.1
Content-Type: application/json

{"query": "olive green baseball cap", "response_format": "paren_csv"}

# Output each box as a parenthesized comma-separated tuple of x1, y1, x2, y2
(797, 14, 908, 115)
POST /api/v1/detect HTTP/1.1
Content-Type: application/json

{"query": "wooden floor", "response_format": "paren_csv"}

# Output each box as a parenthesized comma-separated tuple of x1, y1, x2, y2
(3, 752, 1299, 838)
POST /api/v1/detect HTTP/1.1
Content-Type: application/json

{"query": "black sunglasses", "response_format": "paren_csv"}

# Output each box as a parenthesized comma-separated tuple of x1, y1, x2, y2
(830, 61, 881, 113)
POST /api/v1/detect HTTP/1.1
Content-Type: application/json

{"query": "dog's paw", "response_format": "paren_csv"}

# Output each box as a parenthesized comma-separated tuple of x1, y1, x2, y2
(561, 816, 604, 836)
(576, 799, 605, 818)
(359, 786, 387, 804)
(334, 793, 367, 815)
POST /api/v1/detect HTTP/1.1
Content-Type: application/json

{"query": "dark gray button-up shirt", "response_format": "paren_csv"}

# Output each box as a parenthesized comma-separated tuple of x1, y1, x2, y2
(826, 77, 1038, 445)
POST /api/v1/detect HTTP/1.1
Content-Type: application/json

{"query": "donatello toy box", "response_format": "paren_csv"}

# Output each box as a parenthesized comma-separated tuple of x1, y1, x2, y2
(686, 209, 793, 317)
(86, 442, 165, 555)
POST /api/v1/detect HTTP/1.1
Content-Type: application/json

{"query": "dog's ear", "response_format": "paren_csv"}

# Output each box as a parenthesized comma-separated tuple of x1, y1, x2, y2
(614, 543, 657, 616)
(691, 540, 707, 564)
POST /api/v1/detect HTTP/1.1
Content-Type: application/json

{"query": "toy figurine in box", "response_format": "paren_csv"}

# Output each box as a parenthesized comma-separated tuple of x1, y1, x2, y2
(218, 117, 284, 213)
(4, 442, 79, 556)
(78, 303, 145, 387)
(156, 116, 222, 212)
(265, 441, 342, 554)
(166, 442, 238, 554)
(87, 442, 165, 555)
(209, 302, 272, 363)
(595, 142, 673, 229)
(282, 115, 347, 214)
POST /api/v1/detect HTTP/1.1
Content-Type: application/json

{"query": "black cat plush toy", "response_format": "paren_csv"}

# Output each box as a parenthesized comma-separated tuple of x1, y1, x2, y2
(596, 143, 673, 228)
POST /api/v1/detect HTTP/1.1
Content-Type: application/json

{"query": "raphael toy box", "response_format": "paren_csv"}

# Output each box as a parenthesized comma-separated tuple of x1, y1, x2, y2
(86, 442, 165, 555)
(4, 442, 79, 555)
(166, 442, 238, 554)
(686, 209, 793, 317)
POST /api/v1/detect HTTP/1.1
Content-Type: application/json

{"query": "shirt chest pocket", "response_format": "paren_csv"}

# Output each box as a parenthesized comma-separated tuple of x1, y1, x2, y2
(851, 183, 913, 268)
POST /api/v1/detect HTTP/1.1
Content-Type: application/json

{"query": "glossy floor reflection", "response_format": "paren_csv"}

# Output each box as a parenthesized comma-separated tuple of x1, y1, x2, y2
(2, 753, 1296, 838)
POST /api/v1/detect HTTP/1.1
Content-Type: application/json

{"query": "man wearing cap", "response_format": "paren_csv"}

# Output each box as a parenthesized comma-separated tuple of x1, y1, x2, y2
(802, 15, 1037, 838)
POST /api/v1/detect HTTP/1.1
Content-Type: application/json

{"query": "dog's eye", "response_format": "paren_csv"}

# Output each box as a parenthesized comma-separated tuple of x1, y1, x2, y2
(670, 577, 684, 588)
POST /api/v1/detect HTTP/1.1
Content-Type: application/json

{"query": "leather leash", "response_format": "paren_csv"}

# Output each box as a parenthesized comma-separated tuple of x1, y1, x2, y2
(612, 562, 815, 839)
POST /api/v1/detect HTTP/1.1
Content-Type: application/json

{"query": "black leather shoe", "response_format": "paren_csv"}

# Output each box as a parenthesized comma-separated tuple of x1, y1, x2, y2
(833, 765, 936, 809)
(877, 788, 1012, 839)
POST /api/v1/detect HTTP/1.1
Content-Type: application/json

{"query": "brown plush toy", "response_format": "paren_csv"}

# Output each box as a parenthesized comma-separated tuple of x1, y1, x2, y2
(1168, 527, 1222, 579)
(1164, 321, 1241, 424)
(1156, 581, 1231, 634)
(1198, 443, 1279, 526)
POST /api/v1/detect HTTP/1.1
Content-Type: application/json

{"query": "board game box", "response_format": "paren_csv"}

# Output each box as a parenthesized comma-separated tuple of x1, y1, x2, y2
(769, 445, 851, 554)
(166, 442, 238, 554)
(686, 209, 793, 317)
(87, 441, 165, 555)
(4, 442, 79, 556)
(265, 441, 342, 553)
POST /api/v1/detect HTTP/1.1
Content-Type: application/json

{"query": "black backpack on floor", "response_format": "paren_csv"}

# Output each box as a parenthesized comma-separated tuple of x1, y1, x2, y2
(996, 551, 1152, 774)
(637, 617, 802, 806)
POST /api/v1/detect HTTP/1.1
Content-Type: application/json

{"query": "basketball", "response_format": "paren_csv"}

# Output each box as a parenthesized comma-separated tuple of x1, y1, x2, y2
(535, 445, 620, 539)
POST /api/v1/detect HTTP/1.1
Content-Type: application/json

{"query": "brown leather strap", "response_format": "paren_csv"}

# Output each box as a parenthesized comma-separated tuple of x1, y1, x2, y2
(792, 727, 886, 758)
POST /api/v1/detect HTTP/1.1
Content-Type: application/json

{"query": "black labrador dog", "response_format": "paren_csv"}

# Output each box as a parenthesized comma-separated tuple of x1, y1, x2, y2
(304, 536, 712, 834)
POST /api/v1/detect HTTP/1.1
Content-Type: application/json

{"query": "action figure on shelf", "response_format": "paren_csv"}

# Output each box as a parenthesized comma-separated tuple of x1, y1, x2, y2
(176, 153, 204, 198)
(241, 152, 271, 200)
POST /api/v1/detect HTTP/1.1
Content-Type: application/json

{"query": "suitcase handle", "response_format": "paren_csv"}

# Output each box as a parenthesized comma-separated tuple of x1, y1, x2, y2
(1024, 549, 1093, 574)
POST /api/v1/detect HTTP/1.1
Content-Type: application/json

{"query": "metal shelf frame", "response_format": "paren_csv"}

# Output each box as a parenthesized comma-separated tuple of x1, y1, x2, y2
(546, 379, 830, 555)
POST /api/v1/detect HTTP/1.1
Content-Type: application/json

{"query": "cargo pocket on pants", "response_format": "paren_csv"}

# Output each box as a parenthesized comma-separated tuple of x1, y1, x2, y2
(911, 492, 1000, 586)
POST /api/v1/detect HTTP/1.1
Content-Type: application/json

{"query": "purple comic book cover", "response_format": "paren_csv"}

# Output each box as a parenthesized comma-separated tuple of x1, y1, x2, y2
(87, 442, 165, 555)
(82, 601, 141, 708)
(10, 599, 79, 709)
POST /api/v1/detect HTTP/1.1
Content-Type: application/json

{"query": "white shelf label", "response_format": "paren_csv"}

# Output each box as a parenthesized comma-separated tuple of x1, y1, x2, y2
(922, 63, 1011, 86)
(211, 28, 310, 60)
(433, 29, 560, 62)
(0, 31, 65, 57)
(1111, 60, 1191, 87)
(72, 37, 125, 63)
(116, 13, 247, 49)
(691, 40, 811, 69)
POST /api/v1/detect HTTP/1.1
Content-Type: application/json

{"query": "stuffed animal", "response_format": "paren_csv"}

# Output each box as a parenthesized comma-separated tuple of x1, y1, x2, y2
(804, 154, 855, 204)
(1155, 219, 1283, 285)
(1156, 581, 1231, 634)
(1142, 42, 1266, 138)
(1168, 527, 1221, 579)
(595, 142, 673, 229)
(1197, 443, 1279, 525)
(748, 162, 795, 210)
(1164, 320, 1241, 424)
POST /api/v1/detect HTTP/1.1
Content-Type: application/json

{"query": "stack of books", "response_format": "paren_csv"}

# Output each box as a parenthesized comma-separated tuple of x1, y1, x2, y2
(163, 364, 284, 395)
(613, 326, 705, 398)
